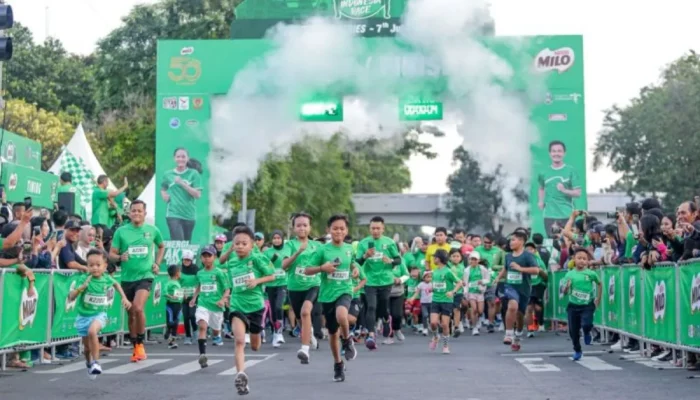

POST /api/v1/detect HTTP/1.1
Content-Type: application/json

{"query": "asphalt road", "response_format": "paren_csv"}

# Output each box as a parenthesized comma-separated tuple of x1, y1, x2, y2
(2, 329, 697, 400)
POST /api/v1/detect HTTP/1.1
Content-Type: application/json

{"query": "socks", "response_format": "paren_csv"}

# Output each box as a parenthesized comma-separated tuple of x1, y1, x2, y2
(130, 336, 138, 348)
(301, 345, 310, 353)
(441, 335, 449, 347)
(136, 333, 145, 345)
(198, 339, 206, 355)
(431, 328, 439, 338)
(506, 329, 515, 337)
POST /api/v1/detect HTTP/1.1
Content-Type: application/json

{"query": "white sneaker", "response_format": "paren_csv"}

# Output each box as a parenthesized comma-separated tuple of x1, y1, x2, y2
(538, 325, 546, 332)
(272, 333, 282, 348)
(382, 337, 394, 345)
(310, 334, 319, 350)
(322, 328, 329, 339)
(472, 327, 480, 336)
(277, 332, 286, 344)
(297, 347, 310, 364)
(610, 341, 622, 351)
(245, 334, 251, 344)
(652, 350, 671, 361)
(395, 331, 405, 341)
(458, 325, 465, 333)
(498, 322, 505, 332)
(421, 328, 428, 336)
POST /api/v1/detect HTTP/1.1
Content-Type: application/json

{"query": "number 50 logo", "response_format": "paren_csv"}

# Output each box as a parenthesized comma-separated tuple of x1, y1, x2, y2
(168, 56, 202, 85)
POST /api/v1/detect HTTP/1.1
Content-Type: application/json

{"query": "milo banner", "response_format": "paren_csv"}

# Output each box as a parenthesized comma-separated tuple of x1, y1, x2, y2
(0, 162, 59, 208)
(622, 265, 642, 336)
(553, 270, 568, 321)
(593, 268, 603, 327)
(679, 260, 700, 347)
(143, 273, 168, 330)
(156, 31, 585, 246)
(0, 271, 50, 348)
(0, 129, 43, 170)
(543, 274, 554, 322)
(644, 265, 677, 343)
(602, 265, 622, 330)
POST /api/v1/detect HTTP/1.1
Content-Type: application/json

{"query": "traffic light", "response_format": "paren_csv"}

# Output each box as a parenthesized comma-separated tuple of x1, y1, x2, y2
(0, 4, 13, 61)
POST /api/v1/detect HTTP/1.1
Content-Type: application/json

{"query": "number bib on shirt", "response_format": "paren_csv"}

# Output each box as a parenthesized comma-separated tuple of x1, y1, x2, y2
(433, 282, 447, 291)
(200, 283, 217, 293)
(469, 281, 480, 288)
(232, 273, 255, 288)
(330, 271, 349, 281)
(507, 271, 522, 284)
(128, 246, 148, 257)
(572, 290, 591, 302)
(172, 289, 184, 301)
(183, 287, 196, 297)
(295, 267, 308, 277)
(274, 269, 286, 278)
(84, 294, 107, 306)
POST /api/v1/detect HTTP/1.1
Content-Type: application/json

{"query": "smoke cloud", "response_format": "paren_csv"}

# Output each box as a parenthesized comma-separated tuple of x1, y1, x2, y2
(210, 0, 543, 220)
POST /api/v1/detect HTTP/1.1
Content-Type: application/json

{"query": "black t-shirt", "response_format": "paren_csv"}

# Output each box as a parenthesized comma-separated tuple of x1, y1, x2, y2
(58, 242, 87, 270)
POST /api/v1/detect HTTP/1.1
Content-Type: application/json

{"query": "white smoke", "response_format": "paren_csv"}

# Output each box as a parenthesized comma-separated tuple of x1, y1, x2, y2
(210, 0, 543, 220)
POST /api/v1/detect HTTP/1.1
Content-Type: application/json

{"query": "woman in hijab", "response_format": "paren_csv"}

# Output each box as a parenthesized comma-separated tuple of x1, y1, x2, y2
(263, 230, 288, 348)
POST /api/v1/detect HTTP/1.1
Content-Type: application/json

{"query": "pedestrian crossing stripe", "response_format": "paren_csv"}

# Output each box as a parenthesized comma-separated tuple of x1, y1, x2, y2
(515, 356, 621, 372)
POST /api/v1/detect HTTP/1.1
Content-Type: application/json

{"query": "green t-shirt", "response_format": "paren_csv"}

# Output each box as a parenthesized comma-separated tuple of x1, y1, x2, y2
(283, 238, 322, 291)
(565, 268, 600, 306)
(58, 183, 85, 219)
(539, 163, 581, 219)
(91, 187, 110, 226)
(309, 242, 357, 303)
(113, 223, 163, 282)
(75, 274, 118, 317)
(404, 251, 427, 274)
(227, 253, 275, 314)
(449, 262, 465, 294)
(356, 236, 400, 287)
(465, 265, 486, 294)
(624, 230, 638, 259)
(161, 168, 202, 221)
(475, 245, 502, 269)
(352, 267, 366, 299)
(195, 267, 230, 312)
(431, 266, 459, 303)
(264, 246, 289, 287)
(165, 279, 183, 303)
(530, 255, 547, 286)
(406, 277, 421, 299)
(180, 269, 199, 298)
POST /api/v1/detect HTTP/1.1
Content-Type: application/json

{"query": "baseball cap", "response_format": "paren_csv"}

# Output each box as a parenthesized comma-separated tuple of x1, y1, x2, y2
(469, 252, 481, 260)
(200, 245, 217, 256)
(214, 234, 227, 242)
(254, 232, 264, 240)
(65, 220, 81, 230)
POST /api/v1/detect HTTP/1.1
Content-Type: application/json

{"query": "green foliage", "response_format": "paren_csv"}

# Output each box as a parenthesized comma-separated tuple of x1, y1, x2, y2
(593, 51, 700, 207)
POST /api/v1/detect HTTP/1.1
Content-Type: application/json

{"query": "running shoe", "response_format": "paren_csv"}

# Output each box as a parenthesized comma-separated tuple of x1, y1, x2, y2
(245, 334, 251, 345)
(343, 338, 357, 361)
(395, 331, 405, 341)
(511, 341, 521, 352)
(297, 347, 310, 364)
(382, 337, 394, 345)
(442, 346, 450, 355)
(497, 322, 505, 332)
(333, 362, 345, 382)
(453, 328, 461, 338)
(272, 333, 283, 348)
(184, 337, 193, 345)
(503, 335, 513, 345)
(168, 339, 178, 349)
(421, 328, 428, 336)
(429, 337, 438, 351)
(88, 361, 102, 376)
(538, 325, 546, 332)
(365, 336, 377, 350)
(572, 352, 582, 361)
(487, 324, 495, 333)
(292, 326, 301, 337)
(235, 371, 250, 395)
(277, 331, 286, 344)
(311, 334, 319, 350)
(472, 327, 480, 336)
(527, 331, 535, 338)
(198, 354, 208, 369)
(584, 333, 592, 346)
(212, 336, 224, 346)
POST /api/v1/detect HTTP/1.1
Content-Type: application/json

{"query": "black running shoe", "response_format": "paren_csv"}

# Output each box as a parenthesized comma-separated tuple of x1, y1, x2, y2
(342, 338, 357, 361)
(333, 362, 345, 382)
(235, 371, 250, 395)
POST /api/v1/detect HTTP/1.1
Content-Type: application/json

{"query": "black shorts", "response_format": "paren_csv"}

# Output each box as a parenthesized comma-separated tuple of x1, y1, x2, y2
(321, 294, 352, 335)
(349, 298, 361, 318)
(453, 293, 464, 308)
(230, 308, 264, 335)
(430, 302, 453, 317)
(121, 279, 153, 302)
(289, 287, 319, 319)
(530, 284, 546, 305)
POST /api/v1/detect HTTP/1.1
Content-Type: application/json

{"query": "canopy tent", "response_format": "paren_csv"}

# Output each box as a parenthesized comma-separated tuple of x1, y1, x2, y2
(138, 175, 156, 225)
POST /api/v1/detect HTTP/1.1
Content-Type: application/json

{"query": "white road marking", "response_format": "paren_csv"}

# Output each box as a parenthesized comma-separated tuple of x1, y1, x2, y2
(514, 357, 561, 372)
(157, 359, 224, 375)
(109, 353, 274, 358)
(575, 356, 622, 371)
(218, 359, 263, 376)
(502, 351, 605, 357)
(35, 359, 118, 374)
(103, 359, 170, 374)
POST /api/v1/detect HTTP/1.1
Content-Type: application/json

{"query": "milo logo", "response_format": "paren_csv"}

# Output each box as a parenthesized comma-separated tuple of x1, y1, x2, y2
(65, 280, 78, 311)
(333, 0, 391, 19)
(629, 276, 636, 306)
(558, 278, 567, 300)
(5, 141, 16, 162)
(8, 173, 17, 190)
(653, 281, 666, 322)
(106, 286, 115, 307)
(691, 272, 700, 314)
(153, 281, 162, 306)
(534, 47, 575, 74)
(19, 287, 39, 330)
(608, 274, 615, 303)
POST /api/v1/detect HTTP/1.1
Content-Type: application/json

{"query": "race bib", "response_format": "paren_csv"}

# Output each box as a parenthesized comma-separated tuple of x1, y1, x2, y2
(233, 273, 255, 288)
(572, 290, 591, 302)
(468, 281, 480, 288)
(274, 269, 286, 278)
(183, 287, 196, 297)
(84, 294, 108, 306)
(433, 282, 447, 291)
(330, 271, 349, 281)
(507, 271, 522, 284)
(200, 283, 217, 293)
(370, 252, 384, 261)
(295, 266, 307, 277)
(128, 246, 149, 257)
(407, 286, 415, 294)
(172, 289, 184, 301)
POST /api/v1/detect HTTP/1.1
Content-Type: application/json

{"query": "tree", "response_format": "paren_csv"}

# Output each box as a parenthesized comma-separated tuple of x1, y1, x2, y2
(593, 51, 700, 208)
(4, 23, 97, 117)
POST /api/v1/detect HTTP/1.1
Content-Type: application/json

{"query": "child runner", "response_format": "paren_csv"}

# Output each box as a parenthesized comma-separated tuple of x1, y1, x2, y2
(69, 249, 131, 378)
(524, 242, 549, 338)
(164, 264, 183, 349)
(263, 230, 289, 348)
(226, 226, 276, 395)
(428, 249, 462, 354)
(463, 252, 490, 336)
(307, 214, 360, 382)
(179, 250, 199, 345)
(189, 245, 230, 369)
(410, 271, 433, 335)
(563, 248, 601, 360)
(349, 263, 366, 336)
(385, 259, 409, 344)
(405, 266, 422, 332)
(448, 248, 466, 337)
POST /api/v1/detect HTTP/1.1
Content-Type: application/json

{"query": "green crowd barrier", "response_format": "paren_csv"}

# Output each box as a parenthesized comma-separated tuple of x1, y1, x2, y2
(545, 261, 700, 352)
(0, 269, 168, 353)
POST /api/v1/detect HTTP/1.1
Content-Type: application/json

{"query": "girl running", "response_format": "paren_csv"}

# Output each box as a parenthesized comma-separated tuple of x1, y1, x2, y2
(428, 249, 462, 354)
(263, 230, 289, 348)
(463, 252, 490, 336)
(179, 250, 199, 345)
(448, 248, 466, 337)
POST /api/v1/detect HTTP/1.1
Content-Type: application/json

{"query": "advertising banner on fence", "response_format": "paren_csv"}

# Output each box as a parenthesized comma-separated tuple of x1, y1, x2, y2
(603, 266, 621, 330)
(644, 266, 677, 343)
(622, 265, 642, 336)
(143, 273, 168, 329)
(0, 272, 50, 348)
(593, 269, 603, 326)
(679, 262, 700, 346)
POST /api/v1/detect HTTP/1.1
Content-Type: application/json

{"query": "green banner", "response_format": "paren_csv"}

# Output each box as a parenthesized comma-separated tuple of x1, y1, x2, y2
(299, 100, 344, 122)
(602, 266, 621, 330)
(644, 265, 677, 343)
(0, 129, 42, 170)
(142, 273, 168, 330)
(0, 271, 50, 348)
(543, 275, 554, 322)
(592, 268, 603, 326)
(621, 265, 642, 336)
(553, 270, 568, 321)
(1, 162, 59, 208)
(679, 261, 700, 347)
(399, 99, 443, 121)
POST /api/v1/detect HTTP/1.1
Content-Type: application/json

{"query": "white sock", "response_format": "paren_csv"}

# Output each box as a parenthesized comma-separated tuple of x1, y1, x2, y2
(506, 329, 515, 337)
(301, 345, 310, 352)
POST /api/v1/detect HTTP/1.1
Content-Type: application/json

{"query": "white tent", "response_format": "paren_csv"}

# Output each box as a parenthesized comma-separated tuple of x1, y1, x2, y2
(138, 175, 156, 225)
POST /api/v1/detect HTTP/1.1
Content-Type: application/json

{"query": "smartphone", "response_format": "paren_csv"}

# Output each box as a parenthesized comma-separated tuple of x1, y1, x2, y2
(270, 254, 279, 263)
(24, 197, 32, 209)
(33, 226, 41, 237)
(368, 242, 375, 249)
(333, 257, 341, 265)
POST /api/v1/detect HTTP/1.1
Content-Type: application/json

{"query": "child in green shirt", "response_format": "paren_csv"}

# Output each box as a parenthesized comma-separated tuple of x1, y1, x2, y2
(164, 265, 183, 349)
(428, 249, 463, 354)
(563, 248, 602, 361)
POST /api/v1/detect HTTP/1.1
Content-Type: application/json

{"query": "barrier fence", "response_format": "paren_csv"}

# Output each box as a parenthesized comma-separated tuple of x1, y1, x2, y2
(544, 260, 700, 362)
(0, 269, 168, 369)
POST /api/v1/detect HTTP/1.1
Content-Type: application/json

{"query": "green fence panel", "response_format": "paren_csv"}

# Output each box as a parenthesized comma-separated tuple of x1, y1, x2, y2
(553, 270, 568, 320)
(644, 264, 677, 343)
(143, 273, 168, 329)
(602, 266, 622, 330)
(679, 260, 700, 347)
(103, 273, 125, 334)
(51, 272, 80, 339)
(592, 268, 603, 326)
(0, 271, 51, 348)
(543, 274, 554, 321)
(621, 265, 642, 336)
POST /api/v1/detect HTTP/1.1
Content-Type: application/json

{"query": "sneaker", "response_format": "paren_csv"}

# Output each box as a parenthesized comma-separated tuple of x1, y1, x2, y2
(610, 341, 622, 351)
(235, 371, 250, 395)
(429, 337, 438, 351)
(527, 331, 534, 338)
(487, 324, 495, 333)
(572, 351, 582, 361)
(311, 334, 319, 350)
(584, 333, 592, 346)
(538, 325, 546, 332)
(382, 337, 394, 345)
(277, 331, 286, 344)
(342, 338, 357, 361)
(224, 332, 234, 339)
(297, 347, 310, 364)
(135, 344, 147, 361)
(212, 336, 224, 346)
(421, 328, 428, 336)
(497, 322, 505, 332)
(261, 331, 266, 344)
(291, 326, 301, 338)
(184, 337, 193, 345)
(503, 335, 513, 345)
(453, 328, 462, 338)
(365, 336, 377, 350)
(198, 354, 208, 369)
(322, 328, 330, 339)
(88, 361, 102, 375)
(472, 327, 480, 336)
(272, 333, 283, 348)
(442, 346, 450, 355)
(395, 331, 405, 341)
(245, 334, 251, 345)
(333, 362, 345, 382)
(168, 339, 178, 350)
(511, 341, 521, 352)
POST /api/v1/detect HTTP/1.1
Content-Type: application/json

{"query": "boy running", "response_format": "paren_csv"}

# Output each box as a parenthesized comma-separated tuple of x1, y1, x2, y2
(164, 265, 183, 349)
(404, 267, 422, 331)
(69, 249, 131, 378)
(428, 250, 462, 354)
(263, 230, 289, 348)
(226, 226, 276, 395)
(448, 248, 466, 337)
(563, 248, 601, 360)
(307, 214, 360, 382)
(524, 242, 549, 337)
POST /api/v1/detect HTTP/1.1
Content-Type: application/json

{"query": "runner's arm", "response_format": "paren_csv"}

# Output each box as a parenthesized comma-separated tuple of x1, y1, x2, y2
(155, 241, 165, 266)
(219, 244, 235, 264)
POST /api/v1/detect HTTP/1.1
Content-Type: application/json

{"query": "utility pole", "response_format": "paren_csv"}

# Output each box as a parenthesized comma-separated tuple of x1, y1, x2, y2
(239, 180, 248, 224)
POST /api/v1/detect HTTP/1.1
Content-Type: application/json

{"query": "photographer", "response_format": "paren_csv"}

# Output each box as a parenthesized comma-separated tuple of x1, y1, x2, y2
(616, 202, 642, 263)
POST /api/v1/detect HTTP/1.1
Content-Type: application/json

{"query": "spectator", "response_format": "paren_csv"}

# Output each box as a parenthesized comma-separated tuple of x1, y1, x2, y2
(57, 172, 86, 219)
(52, 209, 68, 241)
(76, 225, 96, 261)
(616, 202, 642, 263)
(91, 174, 128, 226)
(58, 220, 88, 272)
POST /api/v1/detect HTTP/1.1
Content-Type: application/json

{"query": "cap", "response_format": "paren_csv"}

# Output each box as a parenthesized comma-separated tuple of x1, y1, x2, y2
(200, 245, 217, 256)
(589, 224, 605, 235)
(254, 232, 264, 240)
(469, 252, 481, 260)
(214, 234, 227, 242)
(65, 220, 81, 230)
(182, 249, 195, 260)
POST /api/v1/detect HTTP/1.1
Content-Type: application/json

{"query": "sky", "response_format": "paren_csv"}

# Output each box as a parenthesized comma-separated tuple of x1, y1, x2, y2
(13, 0, 700, 195)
